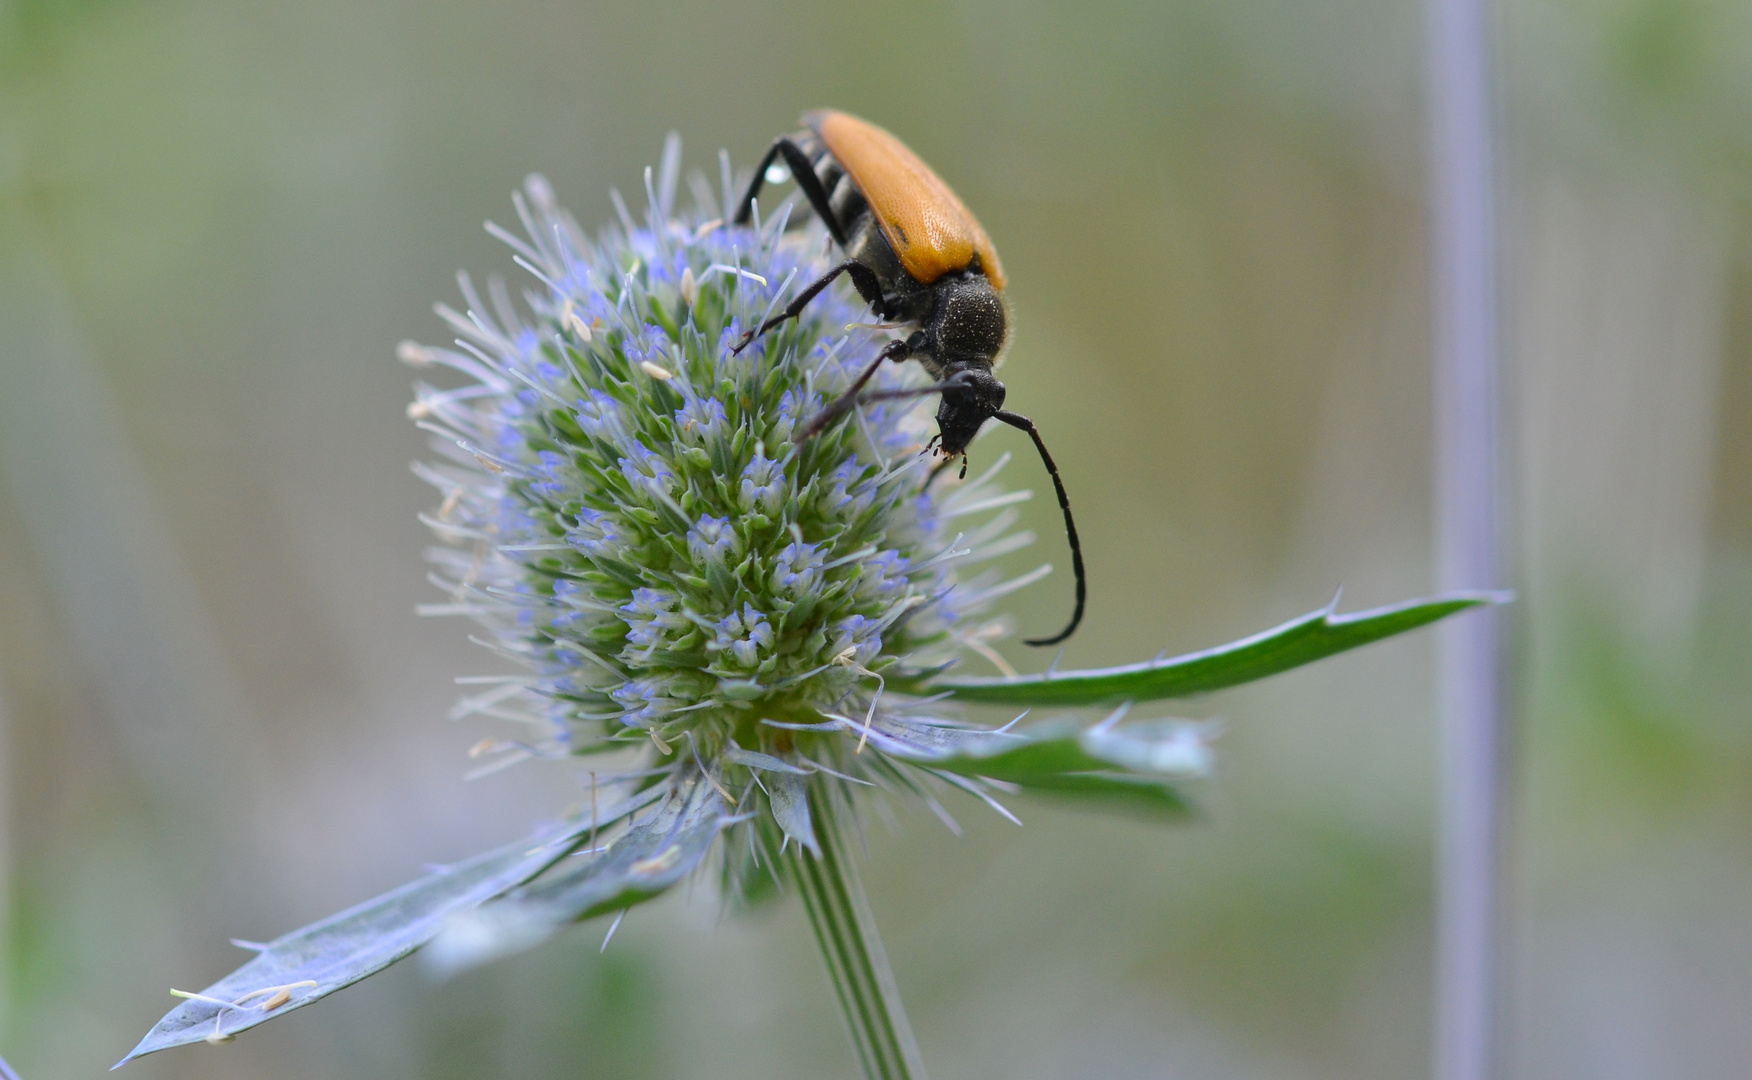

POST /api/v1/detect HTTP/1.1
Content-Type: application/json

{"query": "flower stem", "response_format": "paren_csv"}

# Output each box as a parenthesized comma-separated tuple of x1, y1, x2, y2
(787, 780, 928, 1080)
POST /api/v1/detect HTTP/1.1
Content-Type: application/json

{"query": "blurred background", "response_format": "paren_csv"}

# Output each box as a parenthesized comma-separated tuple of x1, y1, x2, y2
(1, 0, 1749, 1076)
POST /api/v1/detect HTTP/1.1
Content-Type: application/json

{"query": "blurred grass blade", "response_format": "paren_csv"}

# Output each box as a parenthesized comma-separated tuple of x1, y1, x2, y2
(423, 779, 727, 975)
(912, 591, 1507, 707)
(116, 790, 659, 1066)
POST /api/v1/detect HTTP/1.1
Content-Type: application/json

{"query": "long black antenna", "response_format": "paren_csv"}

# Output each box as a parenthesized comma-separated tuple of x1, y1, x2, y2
(992, 410, 1085, 646)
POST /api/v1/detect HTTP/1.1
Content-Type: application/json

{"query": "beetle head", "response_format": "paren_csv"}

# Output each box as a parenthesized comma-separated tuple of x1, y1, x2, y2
(935, 361, 1006, 457)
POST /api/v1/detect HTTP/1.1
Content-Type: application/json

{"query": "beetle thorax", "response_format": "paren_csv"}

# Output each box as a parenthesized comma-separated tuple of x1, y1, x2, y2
(927, 275, 1007, 364)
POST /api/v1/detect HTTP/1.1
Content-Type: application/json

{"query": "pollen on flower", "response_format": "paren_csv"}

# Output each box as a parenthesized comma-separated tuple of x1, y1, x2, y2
(407, 137, 1047, 906)
(561, 301, 593, 342)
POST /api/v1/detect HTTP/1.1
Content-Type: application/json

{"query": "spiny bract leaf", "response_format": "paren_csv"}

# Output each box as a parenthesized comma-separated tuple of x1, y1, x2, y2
(117, 790, 660, 1066)
(423, 780, 728, 975)
(767, 770, 820, 854)
(860, 714, 1206, 817)
(910, 591, 1507, 707)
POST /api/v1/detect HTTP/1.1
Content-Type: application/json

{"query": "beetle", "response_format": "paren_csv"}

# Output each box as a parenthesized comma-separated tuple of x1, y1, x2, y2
(731, 109, 1087, 647)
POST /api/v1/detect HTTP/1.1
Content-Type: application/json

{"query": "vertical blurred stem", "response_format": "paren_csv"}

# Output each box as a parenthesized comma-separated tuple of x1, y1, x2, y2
(787, 781, 928, 1080)
(1426, 0, 1506, 1074)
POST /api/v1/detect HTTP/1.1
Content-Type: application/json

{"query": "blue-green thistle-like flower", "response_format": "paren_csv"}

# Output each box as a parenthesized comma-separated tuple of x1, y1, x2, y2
(119, 135, 1496, 1074)
(403, 143, 1062, 946)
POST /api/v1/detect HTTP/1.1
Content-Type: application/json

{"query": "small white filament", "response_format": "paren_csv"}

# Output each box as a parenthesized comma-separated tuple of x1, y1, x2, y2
(601, 909, 628, 952)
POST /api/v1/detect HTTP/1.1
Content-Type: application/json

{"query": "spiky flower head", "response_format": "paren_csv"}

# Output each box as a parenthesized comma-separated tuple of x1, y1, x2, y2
(403, 140, 1048, 941)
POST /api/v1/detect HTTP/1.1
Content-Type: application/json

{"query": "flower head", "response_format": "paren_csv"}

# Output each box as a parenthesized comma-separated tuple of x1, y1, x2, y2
(407, 140, 1044, 908)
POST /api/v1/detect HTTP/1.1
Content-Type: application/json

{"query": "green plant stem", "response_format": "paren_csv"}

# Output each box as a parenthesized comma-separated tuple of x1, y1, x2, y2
(787, 780, 928, 1080)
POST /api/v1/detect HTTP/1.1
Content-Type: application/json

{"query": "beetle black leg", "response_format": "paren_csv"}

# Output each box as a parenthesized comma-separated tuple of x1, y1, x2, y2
(797, 369, 981, 444)
(732, 138, 848, 248)
(792, 338, 916, 441)
(991, 410, 1086, 646)
(848, 371, 978, 408)
(840, 260, 887, 309)
(733, 261, 847, 354)
(731, 260, 877, 354)
(734, 141, 782, 222)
